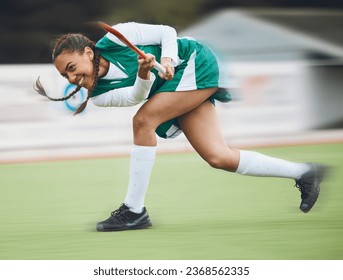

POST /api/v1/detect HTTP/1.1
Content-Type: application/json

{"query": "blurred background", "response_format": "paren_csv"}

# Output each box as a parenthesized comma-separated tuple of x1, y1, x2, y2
(1, 0, 343, 162)
(1, 1, 343, 263)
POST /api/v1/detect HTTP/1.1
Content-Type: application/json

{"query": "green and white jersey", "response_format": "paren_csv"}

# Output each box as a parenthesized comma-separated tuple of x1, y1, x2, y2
(91, 22, 231, 138)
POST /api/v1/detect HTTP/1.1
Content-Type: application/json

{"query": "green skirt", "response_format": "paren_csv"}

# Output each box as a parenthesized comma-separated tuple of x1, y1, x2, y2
(150, 39, 232, 139)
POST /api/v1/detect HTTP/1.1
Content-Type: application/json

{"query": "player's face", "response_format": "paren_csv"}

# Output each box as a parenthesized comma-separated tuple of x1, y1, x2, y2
(54, 47, 95, 90)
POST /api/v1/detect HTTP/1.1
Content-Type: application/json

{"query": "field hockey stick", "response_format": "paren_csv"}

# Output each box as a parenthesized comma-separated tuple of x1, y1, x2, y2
(97, 21, 167, 75)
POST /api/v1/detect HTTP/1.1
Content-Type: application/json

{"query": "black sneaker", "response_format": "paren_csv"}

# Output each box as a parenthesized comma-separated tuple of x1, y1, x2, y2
(96, 204, 152, 232)
(295, 163, 327, 213)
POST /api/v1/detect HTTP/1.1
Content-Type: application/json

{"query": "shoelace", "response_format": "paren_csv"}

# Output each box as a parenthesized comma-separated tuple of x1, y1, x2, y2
(294, 180, 302, 190)
(109, 205, 130, 222)
(294, 177, 315, 196)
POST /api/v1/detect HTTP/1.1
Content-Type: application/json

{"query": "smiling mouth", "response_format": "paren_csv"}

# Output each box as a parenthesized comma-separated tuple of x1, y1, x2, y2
(78, 76, 84, 87)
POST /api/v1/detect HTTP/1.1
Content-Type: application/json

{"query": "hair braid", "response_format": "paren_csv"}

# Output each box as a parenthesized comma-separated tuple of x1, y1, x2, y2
(73, 49, 100, 115)
(34, 77, 81, 101)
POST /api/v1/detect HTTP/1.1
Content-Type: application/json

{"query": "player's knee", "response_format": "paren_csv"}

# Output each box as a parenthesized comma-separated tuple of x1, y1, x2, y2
(133, 112, 155, 132)
(206, 155, 236, 172)
(206, 155, 225, 169)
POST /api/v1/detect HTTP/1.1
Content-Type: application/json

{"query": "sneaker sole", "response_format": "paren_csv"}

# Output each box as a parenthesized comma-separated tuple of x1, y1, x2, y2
(96, 220, 152, 232)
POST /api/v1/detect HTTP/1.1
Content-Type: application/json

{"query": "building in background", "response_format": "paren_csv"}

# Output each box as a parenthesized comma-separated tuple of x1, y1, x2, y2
(180, 9, 343, 135)
(1, 9, 343, 163)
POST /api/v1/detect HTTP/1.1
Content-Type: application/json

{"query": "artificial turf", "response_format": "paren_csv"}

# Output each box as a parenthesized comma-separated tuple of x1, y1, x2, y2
(0, 143, 342, 260)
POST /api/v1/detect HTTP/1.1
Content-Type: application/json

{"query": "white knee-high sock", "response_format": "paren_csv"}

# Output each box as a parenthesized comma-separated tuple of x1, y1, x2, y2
(124, 145, 157, 213)
(236, 150, 310, 179)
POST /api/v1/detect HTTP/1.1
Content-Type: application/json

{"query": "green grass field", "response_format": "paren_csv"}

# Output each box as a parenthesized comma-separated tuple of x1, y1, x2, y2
(1, 143, 342, 260)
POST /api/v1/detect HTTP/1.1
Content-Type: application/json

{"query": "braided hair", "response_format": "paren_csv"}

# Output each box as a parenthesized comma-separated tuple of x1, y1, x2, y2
(34, 33, 100, 115)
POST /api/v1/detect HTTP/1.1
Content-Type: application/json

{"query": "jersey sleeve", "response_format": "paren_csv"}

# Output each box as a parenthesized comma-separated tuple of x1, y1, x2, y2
(105, 22, 178, 66)
(91, 73, 156, 107)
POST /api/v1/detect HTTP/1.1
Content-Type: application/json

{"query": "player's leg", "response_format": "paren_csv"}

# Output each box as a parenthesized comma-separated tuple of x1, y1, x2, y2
(97, 88, 218, 231)
(132, 88, 218, 146)
(179, 101, 240, 171)
(178, 100, 327, 213)
(177, 100, 307, 175)
(123, 88, 219, 210)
